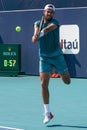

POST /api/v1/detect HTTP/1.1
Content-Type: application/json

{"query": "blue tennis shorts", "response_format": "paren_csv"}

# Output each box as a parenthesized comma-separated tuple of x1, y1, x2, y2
(39, 55, 68, 74)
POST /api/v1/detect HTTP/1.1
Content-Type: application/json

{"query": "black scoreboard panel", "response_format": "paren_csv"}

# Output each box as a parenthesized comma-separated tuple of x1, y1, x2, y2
(0, 44, 21, 75)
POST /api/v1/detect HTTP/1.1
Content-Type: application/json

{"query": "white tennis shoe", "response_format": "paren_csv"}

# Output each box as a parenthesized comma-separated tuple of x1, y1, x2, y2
(43, 112, 54, 124)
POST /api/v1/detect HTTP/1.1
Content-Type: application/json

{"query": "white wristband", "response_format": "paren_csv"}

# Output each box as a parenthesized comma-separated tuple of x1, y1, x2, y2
(39, 31, 44, 38)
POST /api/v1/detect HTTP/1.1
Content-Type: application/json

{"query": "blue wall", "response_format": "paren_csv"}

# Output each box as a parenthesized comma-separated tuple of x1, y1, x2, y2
(0, 7, 87, 77)
(0, 0, 87, 11)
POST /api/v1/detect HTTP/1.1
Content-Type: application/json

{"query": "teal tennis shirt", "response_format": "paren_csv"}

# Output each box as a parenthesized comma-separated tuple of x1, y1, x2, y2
(34, 18, 62, 57)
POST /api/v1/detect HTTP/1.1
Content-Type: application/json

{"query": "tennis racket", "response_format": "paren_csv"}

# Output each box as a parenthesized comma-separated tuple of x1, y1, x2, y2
(38, 16, 44, 34)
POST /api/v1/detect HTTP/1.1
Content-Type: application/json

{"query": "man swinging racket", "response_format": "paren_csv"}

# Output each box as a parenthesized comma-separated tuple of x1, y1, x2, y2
(32, 4, 71, 124)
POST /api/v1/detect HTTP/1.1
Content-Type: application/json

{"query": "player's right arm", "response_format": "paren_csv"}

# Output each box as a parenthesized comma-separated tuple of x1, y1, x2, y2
(32, 25, 39, 43)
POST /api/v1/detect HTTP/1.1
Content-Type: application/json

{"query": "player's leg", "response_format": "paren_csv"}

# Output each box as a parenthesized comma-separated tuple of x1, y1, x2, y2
(60, 71, 71, 84)
(40, 72, 50, 104)
(40, 72, 53, 123)
(54, 55, 71, 85)
(39, 57, 51, 104)
(39, 57, 54, 123)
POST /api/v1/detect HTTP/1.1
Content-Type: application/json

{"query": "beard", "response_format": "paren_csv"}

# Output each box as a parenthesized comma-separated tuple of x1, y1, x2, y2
(44, 15, 53, 21)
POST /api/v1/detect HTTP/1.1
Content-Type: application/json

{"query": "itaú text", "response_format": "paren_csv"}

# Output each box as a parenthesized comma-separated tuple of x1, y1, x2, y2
(61, 39, 79, 49)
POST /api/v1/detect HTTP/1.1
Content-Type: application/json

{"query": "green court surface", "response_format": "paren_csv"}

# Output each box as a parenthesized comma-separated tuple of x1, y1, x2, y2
(0, 76, 87, 130)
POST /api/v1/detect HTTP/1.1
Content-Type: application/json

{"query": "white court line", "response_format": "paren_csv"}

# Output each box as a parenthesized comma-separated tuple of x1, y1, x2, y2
(0, 126, 24, 130)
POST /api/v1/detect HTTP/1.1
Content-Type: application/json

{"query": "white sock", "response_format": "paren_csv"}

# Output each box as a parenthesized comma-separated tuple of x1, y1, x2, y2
(44, 104, 50, 114)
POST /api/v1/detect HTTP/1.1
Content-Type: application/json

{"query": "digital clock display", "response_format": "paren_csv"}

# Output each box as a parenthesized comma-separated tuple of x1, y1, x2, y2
(0, 44, 21, 72)
(4, 59, 16, 67)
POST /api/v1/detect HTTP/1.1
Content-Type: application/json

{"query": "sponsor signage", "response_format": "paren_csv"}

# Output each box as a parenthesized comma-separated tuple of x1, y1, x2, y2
(59, 25, 80, 54)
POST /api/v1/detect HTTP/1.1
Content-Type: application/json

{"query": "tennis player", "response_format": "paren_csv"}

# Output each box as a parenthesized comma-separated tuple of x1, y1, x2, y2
(32, 4, 71, 124)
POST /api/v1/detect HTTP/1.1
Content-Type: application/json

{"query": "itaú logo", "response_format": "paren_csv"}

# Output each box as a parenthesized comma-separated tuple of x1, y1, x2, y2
(59, 25, 80, 54)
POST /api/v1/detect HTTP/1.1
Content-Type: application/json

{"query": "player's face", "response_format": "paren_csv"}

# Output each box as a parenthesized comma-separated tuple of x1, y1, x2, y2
(43, 9, 54, 21)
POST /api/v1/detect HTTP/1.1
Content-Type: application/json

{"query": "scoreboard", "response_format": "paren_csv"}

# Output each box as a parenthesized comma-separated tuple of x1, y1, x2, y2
(0, 44, 21, 76)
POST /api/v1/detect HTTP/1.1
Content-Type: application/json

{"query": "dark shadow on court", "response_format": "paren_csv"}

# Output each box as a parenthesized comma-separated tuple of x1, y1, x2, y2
(47, 124, 87, 129)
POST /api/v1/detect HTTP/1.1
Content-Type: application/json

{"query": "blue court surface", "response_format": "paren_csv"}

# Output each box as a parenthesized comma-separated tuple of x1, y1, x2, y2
(0, 76, 87, 130)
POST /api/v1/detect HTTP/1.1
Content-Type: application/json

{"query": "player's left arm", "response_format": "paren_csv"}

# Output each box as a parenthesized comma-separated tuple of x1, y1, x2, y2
(42, 23, 57, 34)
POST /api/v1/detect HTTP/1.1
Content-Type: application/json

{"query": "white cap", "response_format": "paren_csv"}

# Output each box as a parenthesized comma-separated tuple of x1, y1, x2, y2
(44, 4, 55, 12)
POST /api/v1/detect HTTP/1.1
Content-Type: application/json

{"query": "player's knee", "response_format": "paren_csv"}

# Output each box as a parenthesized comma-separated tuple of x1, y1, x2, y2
(63, 78, 71, 85)
(41, 78, 49, 89)
(40, 73, 50, 89)
(61, 74, 71, 85)
(61, 72, 71, 85)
